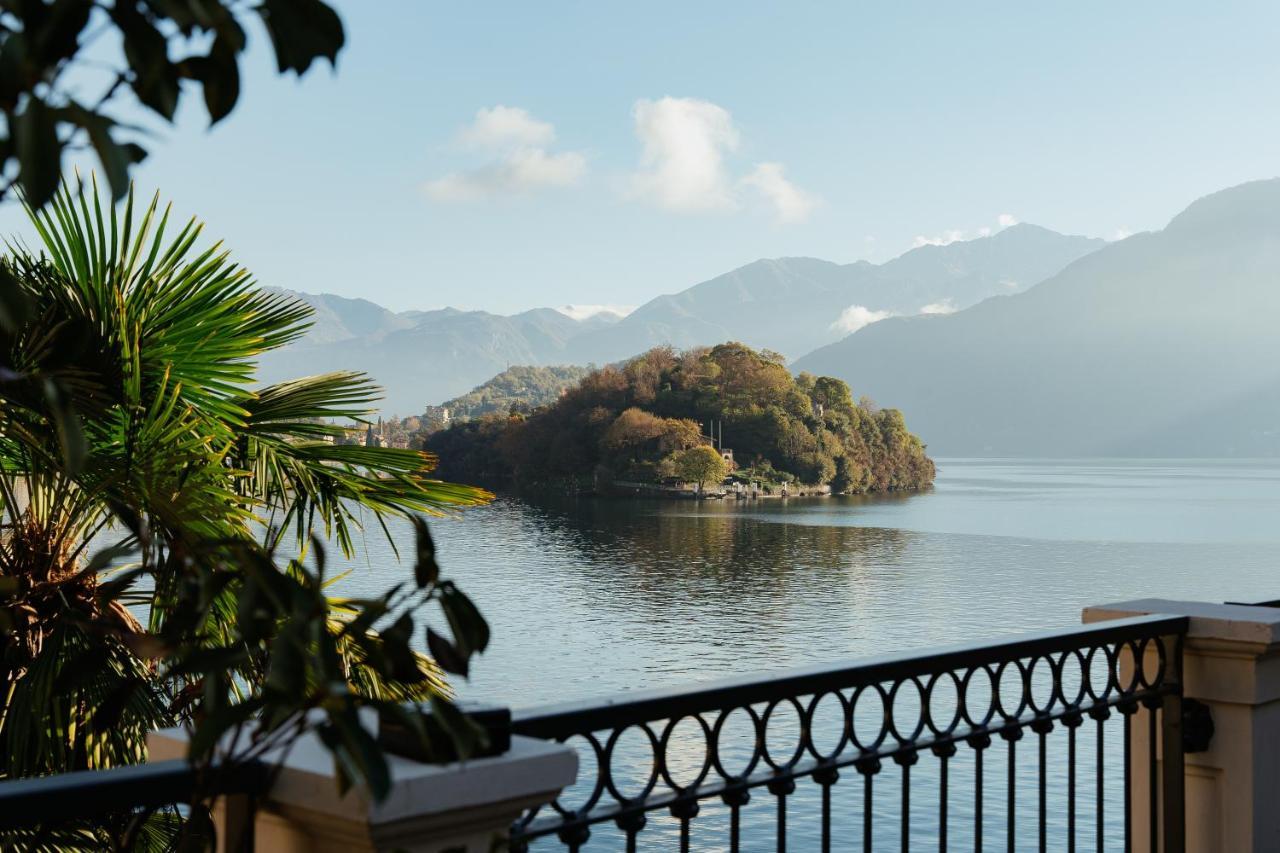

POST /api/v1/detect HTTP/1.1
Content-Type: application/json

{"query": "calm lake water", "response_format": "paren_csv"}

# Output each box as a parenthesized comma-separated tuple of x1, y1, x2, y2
(331, 459, 1280, 850)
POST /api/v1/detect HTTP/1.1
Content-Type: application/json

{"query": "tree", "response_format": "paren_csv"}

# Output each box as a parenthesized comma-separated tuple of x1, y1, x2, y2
(0, 0, 344, 208)
(671, 445, 729, 489)
(0, 182, 490, 798)
(812, 376, 855, 413)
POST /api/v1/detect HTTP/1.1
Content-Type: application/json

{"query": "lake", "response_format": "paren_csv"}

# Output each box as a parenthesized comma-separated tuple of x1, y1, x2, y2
(331, 458, 1280, 850)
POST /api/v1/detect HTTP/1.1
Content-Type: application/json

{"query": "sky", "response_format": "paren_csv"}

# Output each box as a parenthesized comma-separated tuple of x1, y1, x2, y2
(4, 1, 1279, 315)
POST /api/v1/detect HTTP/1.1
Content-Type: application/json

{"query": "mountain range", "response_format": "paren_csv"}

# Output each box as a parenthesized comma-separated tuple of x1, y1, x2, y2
(794, 178, 1280, 456)
(257, 224, 1103, 414)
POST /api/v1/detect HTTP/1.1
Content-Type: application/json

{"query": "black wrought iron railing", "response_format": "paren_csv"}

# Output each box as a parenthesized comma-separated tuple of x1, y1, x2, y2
(509, 614, 1190, 852)
(0, 758, 266, 850)
(0, 614, 1192, 852)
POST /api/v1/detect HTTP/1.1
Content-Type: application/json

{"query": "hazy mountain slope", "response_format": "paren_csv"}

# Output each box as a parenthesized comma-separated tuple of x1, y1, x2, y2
(565, 225, 1103, 363)
(256, 224, 1101, 416)
(439, 364, 592, 419)
(793, 179, 1280, 457)
(256, 307, 583, 415)
(263, 288, 418, 345)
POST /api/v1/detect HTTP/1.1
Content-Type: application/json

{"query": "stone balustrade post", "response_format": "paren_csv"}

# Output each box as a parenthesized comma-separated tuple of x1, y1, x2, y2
(148, 719, 577, 852)
(1084, 598, 1280, 852)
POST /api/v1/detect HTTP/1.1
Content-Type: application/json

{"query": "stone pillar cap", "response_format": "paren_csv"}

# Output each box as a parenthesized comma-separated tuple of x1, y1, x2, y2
(1084, 598, 1280, 649)
(148, 725, 577, 828)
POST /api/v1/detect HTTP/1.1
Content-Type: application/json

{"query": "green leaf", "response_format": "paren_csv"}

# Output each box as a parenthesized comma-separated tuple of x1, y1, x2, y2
(429, 696, 486, 761)
(62, 103, 146, 200)
(411, 516, 439, 588)
(183, 35, 242, 124)
(258, 0, 345, 75)
(439, 583, 490, 657)
(266, 624, 306, 696)
(91, 677, 142, 732)
(40, 376, 87, 474)
(111, 3, 181, 120)
(426, 627, 468, 677)
(14, 98, 63, 208)
(188, 698, 264, 760)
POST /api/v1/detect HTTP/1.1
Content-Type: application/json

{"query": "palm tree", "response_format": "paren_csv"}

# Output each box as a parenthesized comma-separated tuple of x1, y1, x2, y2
(0, 179, 489, 782)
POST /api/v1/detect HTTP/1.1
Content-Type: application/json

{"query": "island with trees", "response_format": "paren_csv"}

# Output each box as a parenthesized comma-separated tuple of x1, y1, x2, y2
(425, 343, 935, 496)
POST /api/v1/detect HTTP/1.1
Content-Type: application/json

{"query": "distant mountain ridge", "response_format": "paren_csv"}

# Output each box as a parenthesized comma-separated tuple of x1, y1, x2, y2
(793, 178, 1280, 457)
(257, 224, 1102, 414)
(565, 224, 1104, 364)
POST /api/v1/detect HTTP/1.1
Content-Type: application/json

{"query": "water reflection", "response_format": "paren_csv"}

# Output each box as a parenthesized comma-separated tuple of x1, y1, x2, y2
(323, 461, 1280, 850)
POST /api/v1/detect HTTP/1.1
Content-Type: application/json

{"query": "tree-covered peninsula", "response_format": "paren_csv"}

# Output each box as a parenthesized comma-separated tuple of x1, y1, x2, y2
(426, 343, 935, 494)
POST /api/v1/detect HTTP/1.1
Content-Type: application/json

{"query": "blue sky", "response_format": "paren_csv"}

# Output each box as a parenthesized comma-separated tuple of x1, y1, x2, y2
(4, 1, 1278, 314)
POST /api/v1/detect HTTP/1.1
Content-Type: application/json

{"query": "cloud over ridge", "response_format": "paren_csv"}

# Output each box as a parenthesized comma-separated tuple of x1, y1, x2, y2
(425, 105, 585, 201)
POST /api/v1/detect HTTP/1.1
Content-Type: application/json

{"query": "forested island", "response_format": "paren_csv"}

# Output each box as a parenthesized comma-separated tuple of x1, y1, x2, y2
(426, 343, 934, 495)
(438, 364, 590, 419)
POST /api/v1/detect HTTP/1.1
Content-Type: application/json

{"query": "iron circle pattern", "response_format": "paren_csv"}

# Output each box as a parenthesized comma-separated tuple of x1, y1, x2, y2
(760, 696, 807, 771)
(549, 732, 608, 819)
(601, 724, 662, 806)
(803, 689, 851, 763)
(710, 704, 764, 782)
(887, 677, 927, 744)
(1082, 645, 1113, 703)
(1026, 654, 1057, 716)
(848, 683, 890, 752)
(657, 714, 714, 793)
(993, 659, 1030, 722)
(1115, 639, 1143, 695)
(1056, 648, 1088, 708)
(960, 664, 998, 728)
(924, 670, 963, 738)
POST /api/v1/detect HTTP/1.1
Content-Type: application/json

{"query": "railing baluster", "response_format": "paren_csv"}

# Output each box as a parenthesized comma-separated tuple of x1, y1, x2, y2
(1000, 729, 1021, 853)
(1090, 705, 1109, 853)
(933, 742, 957, 852)
(895, 750, 918, 853)
(1031, 718, 1053, 853)
(814, 766, 838, 853)
(670, 800, 698, 853)
(616, 812, 645, 853)
(969, 733, 990, 853)
(1122, 701, 1135, 852)
(1063, 711, 1083, 853)
(857, 756, 881, 853)
(768, 777, 795, 853)
(1161, 686, 1186, 853)
(1146, 698, 1160, 853)
(721, 787, 749, 853)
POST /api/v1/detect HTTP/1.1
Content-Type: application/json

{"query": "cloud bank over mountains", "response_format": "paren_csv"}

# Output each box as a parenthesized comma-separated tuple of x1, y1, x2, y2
(423, 105, 587, 201)
(913, 213, 1020, 247)
(423, 97, 817, 223)
(628, 96, 818, 223)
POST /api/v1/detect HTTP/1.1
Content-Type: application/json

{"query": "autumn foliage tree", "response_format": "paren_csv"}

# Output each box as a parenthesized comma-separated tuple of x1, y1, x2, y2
(428, 342, 935, 494)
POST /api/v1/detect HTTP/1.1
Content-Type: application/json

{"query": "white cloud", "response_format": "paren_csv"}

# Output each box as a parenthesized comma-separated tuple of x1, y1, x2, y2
(557, 304, 636, 321)
(458, 105, 555, 149)
(424, 149, 586, 201)
(831, 305, 893, 334)
(626, 96, 816, 222)
(913, 229, 967, 248)
(912, 213, 1020, 248)
(629, 97, 740, 211)
(1112, 227, 1132, 241)
(1000, 278, 1019, 289)
(425, 106, 585, 202)
(920, 299, 956, 315)
(741, 162, 818, 223)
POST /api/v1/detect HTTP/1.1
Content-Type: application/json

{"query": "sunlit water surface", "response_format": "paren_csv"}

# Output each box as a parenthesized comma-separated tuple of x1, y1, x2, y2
(326, 459, 1280, 851)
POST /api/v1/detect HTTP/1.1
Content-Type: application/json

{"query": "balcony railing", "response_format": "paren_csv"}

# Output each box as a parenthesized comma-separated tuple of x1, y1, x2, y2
(0, 613, 1191, 851)
(508, 614, 1190, 852)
